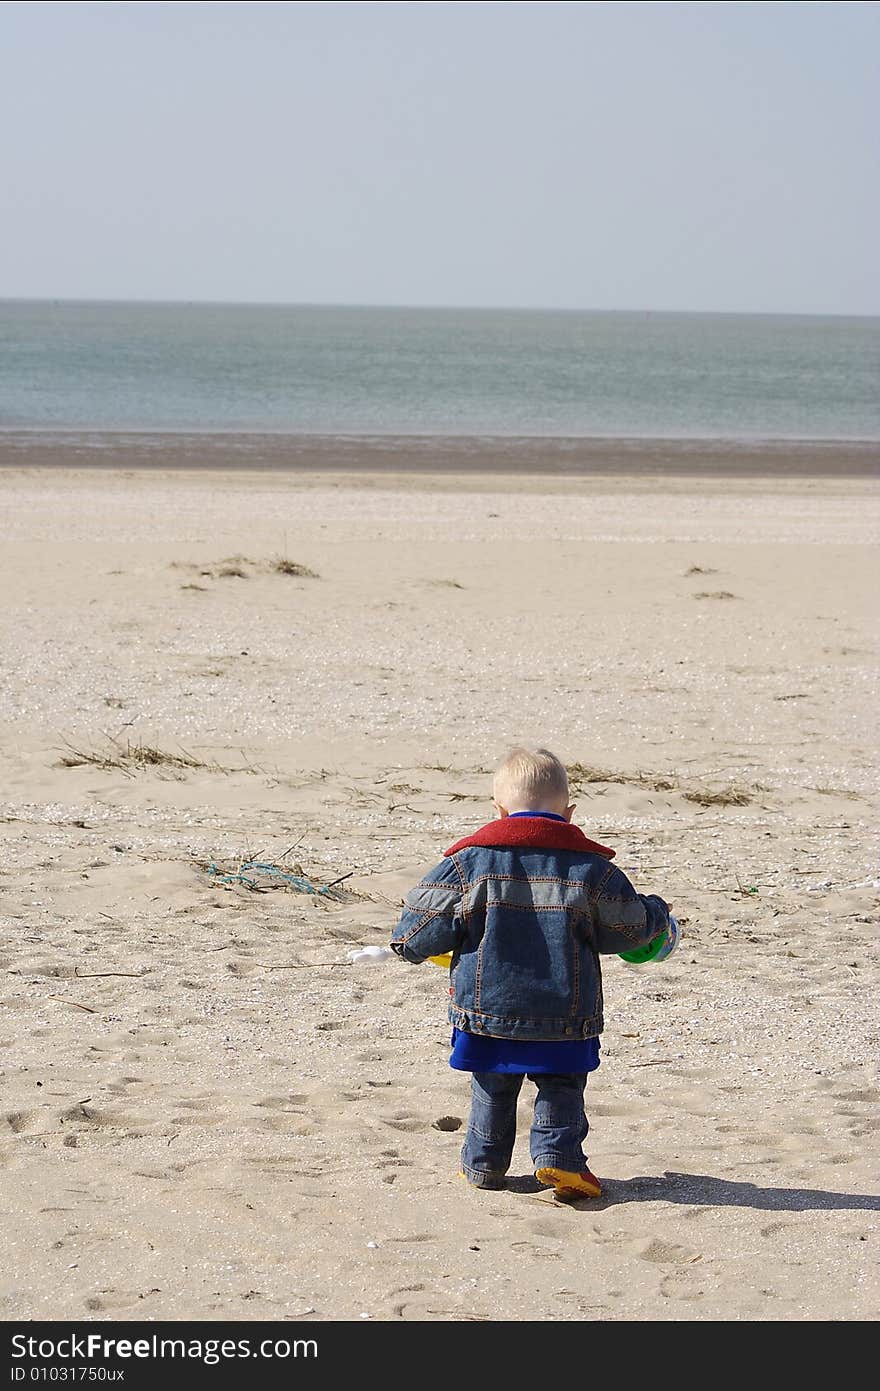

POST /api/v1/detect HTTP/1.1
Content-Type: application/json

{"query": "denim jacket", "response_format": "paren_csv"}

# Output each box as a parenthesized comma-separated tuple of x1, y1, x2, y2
(390, 816, 670, 1041)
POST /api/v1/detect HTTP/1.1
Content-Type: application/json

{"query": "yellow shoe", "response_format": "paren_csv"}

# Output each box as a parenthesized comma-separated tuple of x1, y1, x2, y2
(535, 1165, 603, 1200)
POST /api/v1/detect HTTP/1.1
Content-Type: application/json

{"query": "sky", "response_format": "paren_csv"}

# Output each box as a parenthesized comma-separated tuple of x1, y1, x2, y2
(2, 1, 878, 313)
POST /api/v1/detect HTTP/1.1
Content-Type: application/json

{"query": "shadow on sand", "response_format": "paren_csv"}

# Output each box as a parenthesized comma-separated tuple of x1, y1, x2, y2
(504, 1171, 880, 1212)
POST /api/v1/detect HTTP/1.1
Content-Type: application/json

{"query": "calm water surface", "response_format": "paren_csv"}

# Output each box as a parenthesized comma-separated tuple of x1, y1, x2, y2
(1, 301, 878, 439)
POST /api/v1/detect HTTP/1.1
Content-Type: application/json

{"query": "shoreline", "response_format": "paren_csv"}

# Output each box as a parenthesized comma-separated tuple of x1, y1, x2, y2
(1, 430, 879, 477)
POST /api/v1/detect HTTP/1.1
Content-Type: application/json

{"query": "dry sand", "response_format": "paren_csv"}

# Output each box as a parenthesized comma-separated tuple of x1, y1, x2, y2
(0, 463, 877, 1322)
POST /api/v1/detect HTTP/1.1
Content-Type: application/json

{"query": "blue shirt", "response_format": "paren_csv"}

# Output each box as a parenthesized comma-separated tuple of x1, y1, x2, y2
(449, 1028, 600, 1075)
(448, 810, 602, 1076)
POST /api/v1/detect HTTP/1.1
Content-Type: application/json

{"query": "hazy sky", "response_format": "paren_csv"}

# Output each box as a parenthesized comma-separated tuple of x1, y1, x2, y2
(2, 1, 878, 313)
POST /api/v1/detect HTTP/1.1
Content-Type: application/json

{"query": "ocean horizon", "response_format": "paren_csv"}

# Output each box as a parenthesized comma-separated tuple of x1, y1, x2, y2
(2, 299, 879, 442)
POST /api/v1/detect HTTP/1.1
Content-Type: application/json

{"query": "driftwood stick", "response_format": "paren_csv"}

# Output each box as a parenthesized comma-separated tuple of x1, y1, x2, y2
(324, 870, 356, 890)
(278, 834, 309, 861)
(48, 996, 97, 1014)
(256, 961, 351, 970)
(74, 969, 146, 979)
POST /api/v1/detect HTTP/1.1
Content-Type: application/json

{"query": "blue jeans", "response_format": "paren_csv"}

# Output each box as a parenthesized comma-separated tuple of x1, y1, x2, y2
(460, 1071, 590, 1188)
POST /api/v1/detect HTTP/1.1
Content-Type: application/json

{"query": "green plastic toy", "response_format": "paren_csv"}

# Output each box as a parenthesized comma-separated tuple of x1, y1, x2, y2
(619, 914, 680, 965)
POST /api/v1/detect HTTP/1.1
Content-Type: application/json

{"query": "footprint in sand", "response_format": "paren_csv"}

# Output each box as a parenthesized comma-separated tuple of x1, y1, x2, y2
(635, 1237, 701, 1265)
(833, 1087, 880, 1104)
(390, 1290, 444, 1320)
(717, 1127, 779, 1147)
(127, 1029, 176, 1047)
(105, 1076, 147, 1094)
(587, 1101, 644, 1118)
(84, 1290, 152, 1312)
(260, 1115, 318, 1136)
(60, 1103, 113, 1127)
(4, 1110, 39, 1134)
(846, 1120, 880, 1137)
(529, 1218, 587, 1240)
(382, 1233, 436, 1245)
(388, 1283, 426, 1297)
(380, 1111, 424, 1132)
(510, 1240, 561, 1260)
(377, 1156, 415, 1169)
(760, 1220, 796, 1237)
(659, 1269, 705, 1301)
(168, 1108, 224, 1128)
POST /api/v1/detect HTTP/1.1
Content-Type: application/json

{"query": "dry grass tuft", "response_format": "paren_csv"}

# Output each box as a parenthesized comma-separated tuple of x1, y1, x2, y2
(273, 558, 319, 578)
(694, 590, 738, 600)
(173, 555, 318, 580)
(59, 736, 207, 774)
(684, 565, 718, 576)
(567, 763, 674, 792)
(567, 762, 757, 806)
(567, 762, 625, 785)
(57, 736, 259, 778)
(812, 785, 863, 800)
(682, 787, 753, 807)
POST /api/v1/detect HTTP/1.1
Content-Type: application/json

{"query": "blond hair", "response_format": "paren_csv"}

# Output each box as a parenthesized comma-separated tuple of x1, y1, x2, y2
(493, 746, 569, 812)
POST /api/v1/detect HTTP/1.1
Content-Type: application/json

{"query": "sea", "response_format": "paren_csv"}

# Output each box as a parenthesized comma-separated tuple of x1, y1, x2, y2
(1, 300, 878, 441)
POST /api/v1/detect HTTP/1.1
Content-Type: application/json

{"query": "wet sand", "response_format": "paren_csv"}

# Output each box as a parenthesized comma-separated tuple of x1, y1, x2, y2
(1, 429, 879, 476)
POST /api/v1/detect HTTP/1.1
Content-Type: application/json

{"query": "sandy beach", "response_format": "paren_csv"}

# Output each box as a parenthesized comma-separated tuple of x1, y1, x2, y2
(0, 459, 877, 1322)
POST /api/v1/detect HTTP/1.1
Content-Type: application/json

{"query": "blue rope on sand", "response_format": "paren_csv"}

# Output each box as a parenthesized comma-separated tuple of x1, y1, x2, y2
(207, 861, 334, 894)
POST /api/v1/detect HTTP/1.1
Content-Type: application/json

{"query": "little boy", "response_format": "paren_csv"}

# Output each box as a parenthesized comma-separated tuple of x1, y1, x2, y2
(390, 747, 672, 1199)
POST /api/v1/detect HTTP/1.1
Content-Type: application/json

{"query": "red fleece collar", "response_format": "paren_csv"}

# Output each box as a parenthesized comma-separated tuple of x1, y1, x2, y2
(444, 817, 615, 859)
